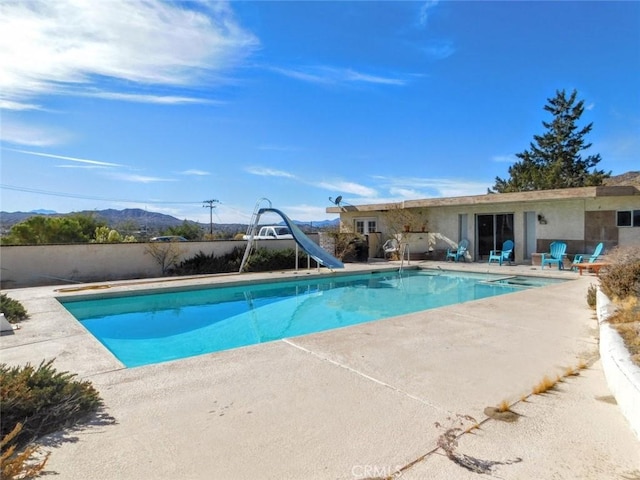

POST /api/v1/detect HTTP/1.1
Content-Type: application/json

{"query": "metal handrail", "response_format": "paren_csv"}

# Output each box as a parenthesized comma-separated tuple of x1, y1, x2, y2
(399, 243, 410, 272)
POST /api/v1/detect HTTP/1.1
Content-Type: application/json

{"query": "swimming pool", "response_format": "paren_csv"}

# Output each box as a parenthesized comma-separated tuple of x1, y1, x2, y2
(60, 269, 565, 367)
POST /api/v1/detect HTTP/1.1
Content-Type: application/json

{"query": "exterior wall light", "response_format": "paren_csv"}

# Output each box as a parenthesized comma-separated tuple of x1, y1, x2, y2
(537, 214, 548, 225)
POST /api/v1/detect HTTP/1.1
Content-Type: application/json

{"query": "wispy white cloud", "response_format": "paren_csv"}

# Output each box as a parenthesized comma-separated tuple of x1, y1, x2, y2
(87, 91, 223, 106)
(0, 122, 71, 146)
(422, 41, 455, 60)
(108, 172, 177, 184)
(0, 100, 42, 111)
(7, 148, 123, 167)
(0, 0, 259, 110)
(492, 154, 517, 163)
(373, 175, 489, 199)
(389, 187, 423, 198)
(419, 0, 440, 26)
(282, 204, 336, 222)
(269, 66, 407, 86)
(245, 166, 296, 178)
(317, 180, 378, 197)
(55, 164, 110, 170)
(179, 169, 211, 176)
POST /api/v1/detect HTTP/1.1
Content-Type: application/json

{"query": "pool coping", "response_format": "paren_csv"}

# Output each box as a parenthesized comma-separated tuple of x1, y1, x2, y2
(55, 266, 565, 369)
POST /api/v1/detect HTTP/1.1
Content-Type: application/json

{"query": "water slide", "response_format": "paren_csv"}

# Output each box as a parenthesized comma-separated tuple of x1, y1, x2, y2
(240, 206, 344, 271)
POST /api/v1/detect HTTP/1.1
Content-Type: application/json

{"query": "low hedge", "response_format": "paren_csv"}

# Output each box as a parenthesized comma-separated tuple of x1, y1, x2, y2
(0, 360, 102, 452)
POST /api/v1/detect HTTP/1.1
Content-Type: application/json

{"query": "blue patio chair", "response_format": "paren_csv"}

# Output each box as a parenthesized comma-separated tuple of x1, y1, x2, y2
(488, 240, 514, 266)
(446, 239, 469, 262)
(571, 242, 604, 271)
(541, 241, 567, 270)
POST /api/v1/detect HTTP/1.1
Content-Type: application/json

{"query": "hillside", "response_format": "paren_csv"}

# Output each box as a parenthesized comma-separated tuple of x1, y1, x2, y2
(0, 208, 338, 236)
(603, 171, 640, 186)
(0, 208, 186, 234)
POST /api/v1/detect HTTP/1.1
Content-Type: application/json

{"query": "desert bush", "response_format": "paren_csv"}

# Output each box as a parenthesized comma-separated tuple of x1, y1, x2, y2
(0, 294, 28, 323)
(172, 247, 318, 275)
(598, 246, 640, 300)
(0, 360, 102, 452)
(1, 424, 48, 480)
(324, 231, 358, 261)
(586, 284, 597, 309)
(244, 248, 318, 272)
(172, 247, 244, 275)
(611, 321, 640, 366)
(599, 246, 640, 368)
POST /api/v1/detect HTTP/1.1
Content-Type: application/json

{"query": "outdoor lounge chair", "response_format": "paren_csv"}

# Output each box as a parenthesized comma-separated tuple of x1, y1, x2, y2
(383, 238, 399, 259)
(446, 239, 469, 262)
(541, 241, 567, 270)
(571, 242, 604, 271)
(488, 240, 514, 266)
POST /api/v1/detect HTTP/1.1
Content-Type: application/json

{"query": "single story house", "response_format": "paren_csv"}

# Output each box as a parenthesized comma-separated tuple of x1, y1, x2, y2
(326, 185, 640, 264)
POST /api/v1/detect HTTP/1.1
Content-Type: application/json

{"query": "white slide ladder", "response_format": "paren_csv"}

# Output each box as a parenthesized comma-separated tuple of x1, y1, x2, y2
(240, 198, 272, 273)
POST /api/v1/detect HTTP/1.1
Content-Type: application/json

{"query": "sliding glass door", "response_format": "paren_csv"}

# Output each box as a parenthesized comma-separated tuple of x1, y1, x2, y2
(476, 213, 514, 259)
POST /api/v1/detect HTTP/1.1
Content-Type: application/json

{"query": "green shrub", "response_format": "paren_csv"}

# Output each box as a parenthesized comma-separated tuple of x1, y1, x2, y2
(171, 247, 244, 275)
(0, 294, 28, 323)
(245, 248, 299, 271)
(172, 247, 318, 276)
(598, 246, 640, 300)
(0, 360, 102, 452)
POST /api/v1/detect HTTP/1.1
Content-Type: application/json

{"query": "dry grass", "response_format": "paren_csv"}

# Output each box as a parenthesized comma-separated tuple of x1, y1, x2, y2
(532, 375, 557, 395)
(1, 424, 49, 480)
(607, 297, 639, 324)
(497, 399, 511, 412)
(597, 246, 640, 368)
(606, 294, 640, 367)
(612, 322, 640, 366)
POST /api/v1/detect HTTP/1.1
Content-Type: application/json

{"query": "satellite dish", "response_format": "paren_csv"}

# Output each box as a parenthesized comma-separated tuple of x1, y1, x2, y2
(334, 195, 342, 205)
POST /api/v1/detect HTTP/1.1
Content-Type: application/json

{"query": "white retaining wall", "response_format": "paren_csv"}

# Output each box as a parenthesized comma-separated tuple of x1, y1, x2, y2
(597, 288, 640, 440)
(0, 239, 300, 289)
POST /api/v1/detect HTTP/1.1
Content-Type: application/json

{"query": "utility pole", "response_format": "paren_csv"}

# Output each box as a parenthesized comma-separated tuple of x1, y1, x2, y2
(202, 199, 219, 236)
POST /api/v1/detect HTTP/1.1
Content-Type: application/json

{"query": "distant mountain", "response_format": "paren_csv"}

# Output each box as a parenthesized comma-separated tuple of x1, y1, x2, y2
(603, 171, 640, 186)
(30, 209, 57, 214)
(85, 208, 185, 230)
(310, 218, 340, 228)
(0, 208, 340, 236)
(282, 218, 339, 228)
(0, 208, 186, 235)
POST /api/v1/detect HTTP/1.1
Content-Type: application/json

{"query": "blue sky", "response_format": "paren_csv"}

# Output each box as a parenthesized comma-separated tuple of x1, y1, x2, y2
(1, 1, 639, 225)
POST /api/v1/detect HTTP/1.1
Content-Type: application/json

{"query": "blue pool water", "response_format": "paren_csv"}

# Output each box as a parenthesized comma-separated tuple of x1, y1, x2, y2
(60, 270, 565, 367)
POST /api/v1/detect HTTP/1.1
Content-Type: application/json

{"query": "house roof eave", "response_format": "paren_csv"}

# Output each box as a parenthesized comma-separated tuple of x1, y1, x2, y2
(324, 185, 639, 214)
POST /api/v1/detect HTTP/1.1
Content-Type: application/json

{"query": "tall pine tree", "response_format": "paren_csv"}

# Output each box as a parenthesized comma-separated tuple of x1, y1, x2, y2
(493, 89, 609, 192)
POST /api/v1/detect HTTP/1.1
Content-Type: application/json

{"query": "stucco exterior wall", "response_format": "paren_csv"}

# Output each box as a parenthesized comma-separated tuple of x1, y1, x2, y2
(338, 190, 639, 263)
(0, 239, 299, 289)
(619, 228, 640, 246)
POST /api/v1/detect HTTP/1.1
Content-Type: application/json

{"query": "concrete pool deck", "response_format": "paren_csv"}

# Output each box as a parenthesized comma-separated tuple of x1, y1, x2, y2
(1, 261, 639, 479)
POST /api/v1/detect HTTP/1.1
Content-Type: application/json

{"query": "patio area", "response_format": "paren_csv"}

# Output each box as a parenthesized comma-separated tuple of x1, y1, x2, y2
(1, 261, 638, 479)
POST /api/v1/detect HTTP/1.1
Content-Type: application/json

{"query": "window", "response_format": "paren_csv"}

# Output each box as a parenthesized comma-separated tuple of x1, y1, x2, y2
(617, 210, 640, 227)
(355, 218, 377, 235)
